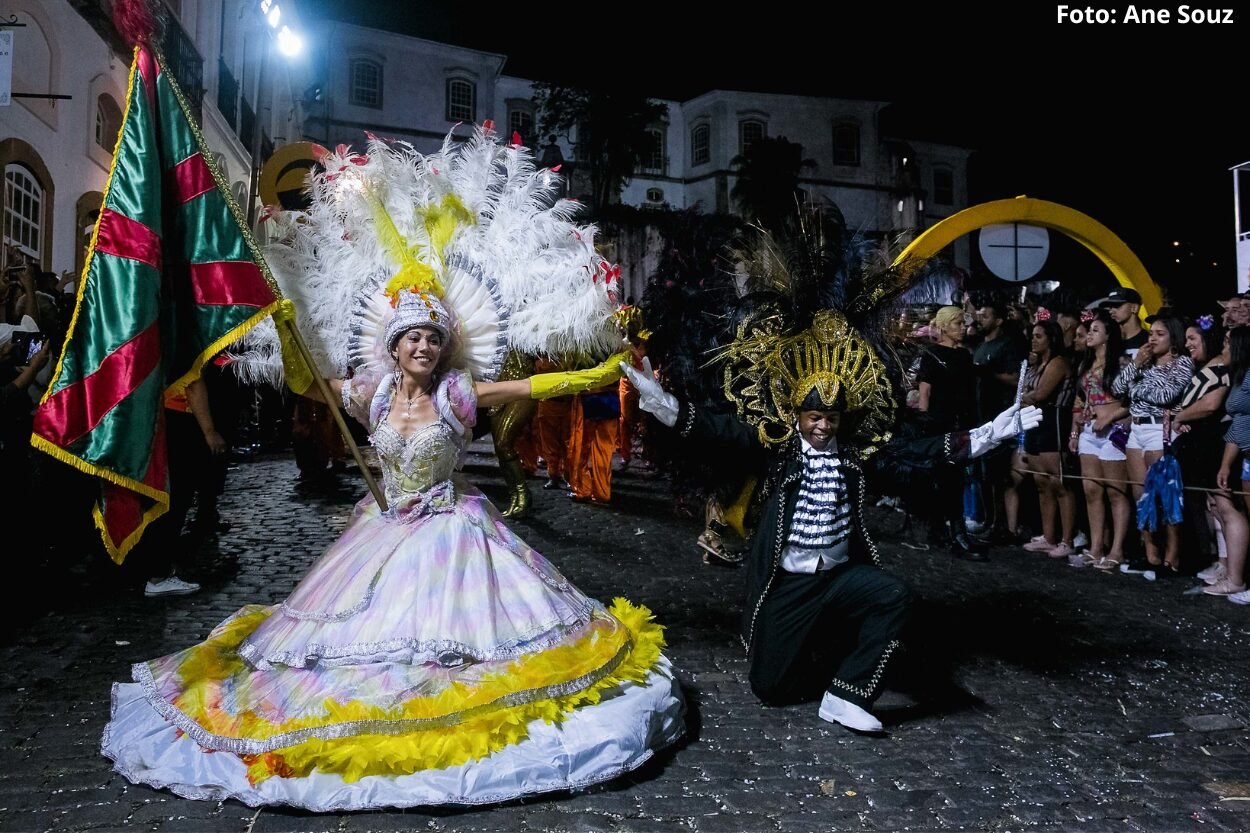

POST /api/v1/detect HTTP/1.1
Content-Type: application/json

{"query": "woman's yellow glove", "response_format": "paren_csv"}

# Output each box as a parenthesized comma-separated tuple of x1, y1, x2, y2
(529, 351, 629, 400)
(274, 299, 315, 396)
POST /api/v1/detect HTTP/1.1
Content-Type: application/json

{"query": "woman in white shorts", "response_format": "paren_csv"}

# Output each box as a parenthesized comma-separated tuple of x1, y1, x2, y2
(1111, 313, 1194, 574)
(1069, 310, 1130, 569)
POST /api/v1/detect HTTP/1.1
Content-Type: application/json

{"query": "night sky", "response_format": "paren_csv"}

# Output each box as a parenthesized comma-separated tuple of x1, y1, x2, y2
(297, 1, 1244, 310)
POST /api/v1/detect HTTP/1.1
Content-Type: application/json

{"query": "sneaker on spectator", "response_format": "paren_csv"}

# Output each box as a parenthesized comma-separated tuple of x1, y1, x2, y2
(144, 576, 201, 597)
(965, 518, 987, 534)
(1198, 561, 1227, 585)
(1023, 536, 1054, 552)
(1203, 579, 1247, 596)
(1227, 589, 1250, 605)
(1072, 531, 1089, 550)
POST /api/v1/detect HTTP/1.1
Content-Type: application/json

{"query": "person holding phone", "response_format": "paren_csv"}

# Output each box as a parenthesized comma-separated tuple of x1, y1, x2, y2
(4, 248, 42, 333)
(0, 333, 51, 534)
(9, 331, 45, 365)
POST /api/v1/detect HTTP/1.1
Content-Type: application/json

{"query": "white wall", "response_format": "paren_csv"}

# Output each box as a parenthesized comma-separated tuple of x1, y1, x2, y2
(1, 0, 312, 274)
(311, 23, 505, 153)
(1, 0, 128, 274)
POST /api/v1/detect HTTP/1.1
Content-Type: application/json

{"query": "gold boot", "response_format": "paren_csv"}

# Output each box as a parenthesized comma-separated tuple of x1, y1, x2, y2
(504, 484, 531, 517)
(497, 457, 532, 518)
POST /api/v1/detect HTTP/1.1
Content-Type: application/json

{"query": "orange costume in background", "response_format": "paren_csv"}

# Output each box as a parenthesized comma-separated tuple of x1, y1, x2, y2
(536, 398, 573, 481)
(568, 384, 620, 504)
(532, 357, 572, 482)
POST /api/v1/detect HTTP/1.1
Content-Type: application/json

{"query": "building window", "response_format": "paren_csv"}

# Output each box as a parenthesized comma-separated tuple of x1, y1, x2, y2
(349, 59, 382, 108)
(446, 79, 476, 122)
(94, 101, 107, 147)
(832, 123, 860, 166)
(646, 187, 664, 203)
(933, 167, 954, 205)
(691, 124, 710, 166)
(508, 109, 534, 144)
(642, 127, 665, 175)
(738, 119, 766, 157)
(94, 94, 122, 151)
(3, 165, 44, 261)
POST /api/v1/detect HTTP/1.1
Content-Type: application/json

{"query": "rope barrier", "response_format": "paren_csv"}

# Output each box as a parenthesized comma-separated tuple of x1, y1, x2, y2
(1011, 466, 1249, 498)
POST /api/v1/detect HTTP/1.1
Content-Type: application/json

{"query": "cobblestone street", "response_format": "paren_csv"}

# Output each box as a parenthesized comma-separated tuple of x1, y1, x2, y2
(2, 446, 1249, 832)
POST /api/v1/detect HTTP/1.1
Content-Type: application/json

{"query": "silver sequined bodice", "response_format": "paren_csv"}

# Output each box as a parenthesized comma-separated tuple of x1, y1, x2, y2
(371, 419, 460, 506)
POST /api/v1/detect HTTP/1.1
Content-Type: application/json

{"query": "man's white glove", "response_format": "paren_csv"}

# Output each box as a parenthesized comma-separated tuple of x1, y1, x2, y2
(968, 403, 1043, 458)
(620, 357, 680, 428)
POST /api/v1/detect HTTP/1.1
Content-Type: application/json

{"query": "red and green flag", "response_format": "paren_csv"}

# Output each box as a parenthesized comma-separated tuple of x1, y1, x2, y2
(31, 45, 279, 563)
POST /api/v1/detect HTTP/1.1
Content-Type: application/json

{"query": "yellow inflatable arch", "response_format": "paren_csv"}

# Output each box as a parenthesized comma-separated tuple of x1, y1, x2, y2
(894, 196, 1162, 318)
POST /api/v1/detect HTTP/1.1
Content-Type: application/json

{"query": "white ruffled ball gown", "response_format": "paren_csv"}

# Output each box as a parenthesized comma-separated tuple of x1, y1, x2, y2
(102, 369, 685, 810)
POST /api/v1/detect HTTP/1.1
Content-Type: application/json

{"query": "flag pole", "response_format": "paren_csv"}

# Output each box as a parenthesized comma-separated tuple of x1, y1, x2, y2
(280, 318, 389, 512)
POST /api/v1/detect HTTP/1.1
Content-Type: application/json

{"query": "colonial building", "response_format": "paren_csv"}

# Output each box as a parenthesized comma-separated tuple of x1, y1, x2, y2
(2, 0, 310, 276)
(4, 3, 969, 291)
(305, 23, 973, 291)
(307, 22, 511, 151)
(620, 90, 971, 253)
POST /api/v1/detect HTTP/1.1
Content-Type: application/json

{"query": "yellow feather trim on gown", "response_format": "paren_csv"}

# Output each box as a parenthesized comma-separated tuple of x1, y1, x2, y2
(163, 599, 665, 784)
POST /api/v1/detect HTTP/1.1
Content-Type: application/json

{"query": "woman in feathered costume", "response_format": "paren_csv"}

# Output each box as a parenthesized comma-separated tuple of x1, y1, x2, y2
(102, 125, 685, 809)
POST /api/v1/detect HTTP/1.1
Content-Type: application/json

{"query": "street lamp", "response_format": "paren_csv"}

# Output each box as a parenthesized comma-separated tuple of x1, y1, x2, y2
(276, 26, 302, 57)
(245, 1, 303, 227)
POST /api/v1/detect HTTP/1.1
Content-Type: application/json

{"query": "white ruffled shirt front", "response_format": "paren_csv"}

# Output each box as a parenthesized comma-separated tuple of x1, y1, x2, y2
(781, 437, 851, 574)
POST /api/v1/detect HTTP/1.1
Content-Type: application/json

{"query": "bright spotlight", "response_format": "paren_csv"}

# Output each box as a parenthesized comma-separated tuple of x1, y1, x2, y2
(277, 25, 303, 56)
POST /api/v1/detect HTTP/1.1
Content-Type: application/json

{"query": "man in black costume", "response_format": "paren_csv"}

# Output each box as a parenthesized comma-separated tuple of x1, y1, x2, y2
(624, 313, 1039, 732)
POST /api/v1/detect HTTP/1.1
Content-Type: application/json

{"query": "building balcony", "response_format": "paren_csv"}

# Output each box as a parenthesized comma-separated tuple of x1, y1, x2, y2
(217, 57, 239, 131)
(240, 98, 256, 151)
(159, 9, 204, 122)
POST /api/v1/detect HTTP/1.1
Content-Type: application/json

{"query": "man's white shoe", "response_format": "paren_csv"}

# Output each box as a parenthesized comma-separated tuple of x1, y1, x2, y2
(144, 576, 201, 597)
(818, 692, 883, 732)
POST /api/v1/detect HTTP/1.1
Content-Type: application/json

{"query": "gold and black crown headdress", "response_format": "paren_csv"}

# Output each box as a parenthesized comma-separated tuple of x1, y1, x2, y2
(719, 209, 922, 455)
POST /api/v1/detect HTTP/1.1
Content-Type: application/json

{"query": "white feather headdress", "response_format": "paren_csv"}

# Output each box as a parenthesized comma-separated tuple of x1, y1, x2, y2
(230, 123, 623, 385)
